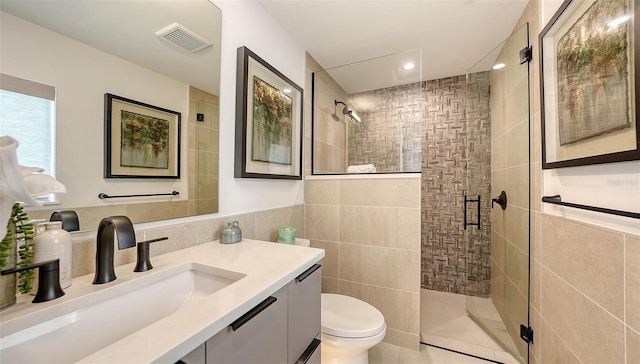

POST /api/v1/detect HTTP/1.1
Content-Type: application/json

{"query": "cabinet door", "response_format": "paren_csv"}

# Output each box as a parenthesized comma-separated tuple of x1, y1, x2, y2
(177, 343, 205, 364)
(288, 264, 321, 363)
(206, 286, 288, 364)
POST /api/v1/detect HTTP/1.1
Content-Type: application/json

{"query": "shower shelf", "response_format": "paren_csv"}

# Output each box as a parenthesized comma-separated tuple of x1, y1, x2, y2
(541, 195, 640, 219)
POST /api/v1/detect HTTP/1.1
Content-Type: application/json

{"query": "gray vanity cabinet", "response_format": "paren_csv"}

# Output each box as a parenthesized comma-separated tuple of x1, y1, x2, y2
(179, 264, 321, 364)
(178, 343, 206, 364)
(288, 264, 321, 364)
(206, 286, 289, 364)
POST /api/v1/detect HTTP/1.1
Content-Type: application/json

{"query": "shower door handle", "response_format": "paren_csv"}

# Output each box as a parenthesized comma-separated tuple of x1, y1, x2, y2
(463, 195, 481, 230)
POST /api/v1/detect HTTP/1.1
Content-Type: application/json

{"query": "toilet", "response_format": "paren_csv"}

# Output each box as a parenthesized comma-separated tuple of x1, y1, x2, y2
(321, 293, 386, 364)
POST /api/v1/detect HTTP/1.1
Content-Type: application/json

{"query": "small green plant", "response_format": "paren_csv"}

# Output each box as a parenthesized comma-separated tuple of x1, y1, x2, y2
(0, 203, 35, 294)
(0, 221, 13, 268)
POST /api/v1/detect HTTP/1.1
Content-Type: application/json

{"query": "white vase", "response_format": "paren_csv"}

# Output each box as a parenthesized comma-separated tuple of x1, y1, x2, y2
(34, 222, 72, 289)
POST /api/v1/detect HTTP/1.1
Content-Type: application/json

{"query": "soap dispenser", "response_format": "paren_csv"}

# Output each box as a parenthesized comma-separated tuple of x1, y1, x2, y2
(220, 221, 242, 244)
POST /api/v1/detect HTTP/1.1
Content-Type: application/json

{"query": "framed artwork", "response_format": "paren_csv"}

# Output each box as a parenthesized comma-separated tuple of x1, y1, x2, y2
(235, 46, 303, 179)
(104, 93, 181, 178)
(539, 0, 639, 169)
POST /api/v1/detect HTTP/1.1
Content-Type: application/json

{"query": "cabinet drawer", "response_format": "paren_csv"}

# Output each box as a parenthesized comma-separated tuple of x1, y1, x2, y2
(295, 338, 321, 364)
(288, 264, 321, 363)
(206, 286, 288, 364)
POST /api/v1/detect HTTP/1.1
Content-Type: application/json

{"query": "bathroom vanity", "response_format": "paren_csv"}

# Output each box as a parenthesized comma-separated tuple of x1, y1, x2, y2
(0, 239, 324, 363)
(182, 262, 322, 364)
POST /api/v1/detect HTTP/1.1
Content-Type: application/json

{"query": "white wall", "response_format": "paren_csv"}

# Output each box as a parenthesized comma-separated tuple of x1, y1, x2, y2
(0, 11, 189, 208)
(212, 0, 306, 216)
(539, 1, 640, 235)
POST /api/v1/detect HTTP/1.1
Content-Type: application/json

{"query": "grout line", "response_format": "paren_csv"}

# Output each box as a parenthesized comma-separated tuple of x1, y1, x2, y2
(540, 264, 625, 326)
(539, 316, 585, 364)
(339, 278, 419, 294)
(420, 342, 504, 364)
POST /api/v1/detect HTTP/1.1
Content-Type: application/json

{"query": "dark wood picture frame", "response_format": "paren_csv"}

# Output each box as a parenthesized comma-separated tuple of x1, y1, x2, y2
(539, 0, 639, 169)
(235, 46, 303, 180)
(104, 93, 181, 179)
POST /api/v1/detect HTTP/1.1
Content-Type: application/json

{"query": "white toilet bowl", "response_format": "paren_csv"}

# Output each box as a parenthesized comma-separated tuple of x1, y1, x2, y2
(321, 293, 386, 364)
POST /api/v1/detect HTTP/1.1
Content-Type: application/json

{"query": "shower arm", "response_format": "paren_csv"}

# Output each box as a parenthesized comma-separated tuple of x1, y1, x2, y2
(334, 100, 361, 124)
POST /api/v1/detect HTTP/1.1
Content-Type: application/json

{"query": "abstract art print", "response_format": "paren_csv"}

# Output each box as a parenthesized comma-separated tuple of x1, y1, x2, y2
(251, 76, 293, 165)
(556, 0, 630, 145)
(235, 46, 303, 179)
(104, 93, 181, 178)
(540, 0, 638, 169)
(119, 110, 170, 169)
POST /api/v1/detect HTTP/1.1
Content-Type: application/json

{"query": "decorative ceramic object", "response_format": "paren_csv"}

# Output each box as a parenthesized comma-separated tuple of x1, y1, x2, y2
(34, 222, 72, 288)
(220, 221, 242, 244)
(277, 227, 296, 244)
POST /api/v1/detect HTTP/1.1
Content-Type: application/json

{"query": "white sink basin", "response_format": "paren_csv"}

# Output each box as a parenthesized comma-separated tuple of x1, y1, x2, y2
(0, 262, 245, 363)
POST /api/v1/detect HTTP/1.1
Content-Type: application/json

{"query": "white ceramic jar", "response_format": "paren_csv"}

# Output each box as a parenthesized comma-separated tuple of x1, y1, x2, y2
(34, 222, 72, 288)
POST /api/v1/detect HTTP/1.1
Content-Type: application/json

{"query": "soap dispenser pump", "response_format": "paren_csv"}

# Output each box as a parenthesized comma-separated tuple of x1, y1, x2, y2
(220, 221, 242, 244)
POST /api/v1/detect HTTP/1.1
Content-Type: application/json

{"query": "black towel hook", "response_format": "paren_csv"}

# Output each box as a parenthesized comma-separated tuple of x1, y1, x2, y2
(492, 191, 507, 210)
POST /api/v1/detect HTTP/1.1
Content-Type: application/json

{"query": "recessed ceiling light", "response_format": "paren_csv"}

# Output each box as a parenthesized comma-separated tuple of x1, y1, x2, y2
(282, 88, 291, 93)
(403, 63, 415, 70)
(492, 63, 506, 70)
(608, 15, 631, 28)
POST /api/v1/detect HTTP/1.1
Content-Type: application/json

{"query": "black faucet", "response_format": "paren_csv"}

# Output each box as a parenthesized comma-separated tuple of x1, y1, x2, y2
(93, 216, 136, 284)
(1, 259, 65, 303)
(134, 236, 168, 272)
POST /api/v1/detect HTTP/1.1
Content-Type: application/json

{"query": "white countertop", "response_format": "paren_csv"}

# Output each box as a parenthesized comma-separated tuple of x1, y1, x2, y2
(0, 239, 324, 363)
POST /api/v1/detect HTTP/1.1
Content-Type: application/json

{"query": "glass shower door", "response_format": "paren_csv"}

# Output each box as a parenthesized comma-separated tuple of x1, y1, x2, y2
(464, 23, 531, 363)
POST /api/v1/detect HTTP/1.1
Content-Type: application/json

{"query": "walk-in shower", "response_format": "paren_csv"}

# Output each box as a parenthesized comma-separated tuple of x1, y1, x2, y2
(311, 28, 531, 362)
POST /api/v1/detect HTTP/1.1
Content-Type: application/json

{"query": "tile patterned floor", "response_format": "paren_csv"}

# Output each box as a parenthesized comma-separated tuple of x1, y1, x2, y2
(419, 289, 522, 364)
(367, 289, 524, 363)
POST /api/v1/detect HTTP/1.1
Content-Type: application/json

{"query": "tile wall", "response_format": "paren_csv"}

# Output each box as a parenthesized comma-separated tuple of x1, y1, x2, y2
(489, 20, 531, 359)
(347, 83, 423, 172)
(465, 72, 493, 297)
(68, 204, 305, 278)
(190, 86, 220, 215)
(305, 178, 422, 350)
(308, 54, 348, 174)
(421, 72, 492, 296)
(517, 1, 640, 363)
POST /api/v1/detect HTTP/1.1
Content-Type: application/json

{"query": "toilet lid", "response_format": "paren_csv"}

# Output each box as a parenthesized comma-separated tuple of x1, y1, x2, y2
(321, 294, 385, 338)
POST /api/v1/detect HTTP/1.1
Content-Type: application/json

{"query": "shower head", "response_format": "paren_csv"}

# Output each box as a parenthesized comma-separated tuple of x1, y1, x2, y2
(334, 100, 362, 124)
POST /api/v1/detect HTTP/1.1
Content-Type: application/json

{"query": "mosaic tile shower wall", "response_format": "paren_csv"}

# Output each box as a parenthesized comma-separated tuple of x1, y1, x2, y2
(465, 72, 492, 297)
(347, 82, 423, 172)
(421, 72, 491, 296)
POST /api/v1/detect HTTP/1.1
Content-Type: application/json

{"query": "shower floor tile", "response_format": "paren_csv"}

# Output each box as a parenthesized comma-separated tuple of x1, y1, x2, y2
(420, 289, 521, 363)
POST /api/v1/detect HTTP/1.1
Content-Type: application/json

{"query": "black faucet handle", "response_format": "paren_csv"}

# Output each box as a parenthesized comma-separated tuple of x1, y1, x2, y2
(49, 210, 80, 232)
(1, 259, 65, 303)
(134, 237, 168, 272)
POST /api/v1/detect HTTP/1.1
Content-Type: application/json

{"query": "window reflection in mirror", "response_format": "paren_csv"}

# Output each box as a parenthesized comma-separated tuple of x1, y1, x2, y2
(0, 74, 56, 201)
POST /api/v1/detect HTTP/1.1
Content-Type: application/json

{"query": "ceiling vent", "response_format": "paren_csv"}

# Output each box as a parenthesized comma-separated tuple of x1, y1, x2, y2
(155, 23, 212, 53)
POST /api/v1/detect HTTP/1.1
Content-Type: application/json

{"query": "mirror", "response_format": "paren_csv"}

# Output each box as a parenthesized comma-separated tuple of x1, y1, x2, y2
(0, 1, 221, 231)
